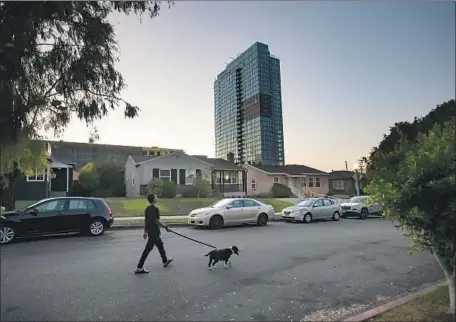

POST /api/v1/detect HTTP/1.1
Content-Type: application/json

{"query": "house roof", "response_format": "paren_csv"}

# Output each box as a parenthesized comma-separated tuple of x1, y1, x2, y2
(129, 152, 242, 170)
(250, 164, 328, 175)
(130, 155, 158, 164)
(192, 155, 242, 170)
(51, 159, 72, 169)
(329, 170, 355, 179)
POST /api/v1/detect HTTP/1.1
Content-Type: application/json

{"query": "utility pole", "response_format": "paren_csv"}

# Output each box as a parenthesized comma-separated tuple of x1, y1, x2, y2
(345, 161, 348, 171)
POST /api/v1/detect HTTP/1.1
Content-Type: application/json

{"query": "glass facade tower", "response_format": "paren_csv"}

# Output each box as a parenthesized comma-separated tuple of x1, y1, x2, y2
(214, 42, 285, 166)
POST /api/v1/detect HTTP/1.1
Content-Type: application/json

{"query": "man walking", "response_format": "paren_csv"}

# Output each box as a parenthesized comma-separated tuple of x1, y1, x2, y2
(135, 193, 173, 274)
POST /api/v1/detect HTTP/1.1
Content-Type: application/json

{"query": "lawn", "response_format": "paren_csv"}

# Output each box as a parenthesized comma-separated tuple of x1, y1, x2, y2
(106, 197, 293, 217)
(368, 285, 451, 322)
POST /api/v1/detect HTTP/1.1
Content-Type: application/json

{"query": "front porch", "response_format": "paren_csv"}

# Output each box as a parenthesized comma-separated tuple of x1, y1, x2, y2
(211, 169, 247, 197)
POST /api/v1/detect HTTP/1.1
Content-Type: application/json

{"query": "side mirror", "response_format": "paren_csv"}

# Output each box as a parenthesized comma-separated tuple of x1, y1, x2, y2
(226, 205, 232, 209)
(27, 208, 39, 216)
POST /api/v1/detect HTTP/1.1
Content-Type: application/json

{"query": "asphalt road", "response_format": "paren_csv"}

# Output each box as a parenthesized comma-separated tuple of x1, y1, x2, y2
(1, 218, 443, 321)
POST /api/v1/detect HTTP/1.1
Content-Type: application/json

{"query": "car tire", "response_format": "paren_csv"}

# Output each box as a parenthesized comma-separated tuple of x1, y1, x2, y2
(0, 224, 16, 245)
(88, 219, 106, 236)
(360, 208, 369, 219)
(302, 213, 312, 224)
(332, 211, 341, 221)
(209, 215, 223, 230)
(257, 213, 268, 226)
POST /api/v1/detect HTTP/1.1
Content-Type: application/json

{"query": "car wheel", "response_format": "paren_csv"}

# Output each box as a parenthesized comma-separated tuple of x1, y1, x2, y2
(257, 213, 268, 226)
(360, 208, 369, 219)
(302, 213, 312, 224)
(89, 219, 106, 236)
(0, 225, 16, 245)
(209, 215, 223, 230)
(332, 211, 341, 221)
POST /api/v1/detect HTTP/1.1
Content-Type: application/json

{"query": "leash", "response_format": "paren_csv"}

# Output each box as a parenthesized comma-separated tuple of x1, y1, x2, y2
(167, 227, 217, 249)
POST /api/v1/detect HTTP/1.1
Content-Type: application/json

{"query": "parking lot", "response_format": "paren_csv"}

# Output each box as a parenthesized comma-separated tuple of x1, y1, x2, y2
(1, 218, 443, 321)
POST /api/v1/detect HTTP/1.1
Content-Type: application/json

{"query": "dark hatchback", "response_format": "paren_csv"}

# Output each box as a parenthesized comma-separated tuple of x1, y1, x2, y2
(0, 197, 114, 245)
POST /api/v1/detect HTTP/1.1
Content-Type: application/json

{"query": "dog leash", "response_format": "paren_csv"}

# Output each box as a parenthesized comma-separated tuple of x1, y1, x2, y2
(167, 227, 217, 249)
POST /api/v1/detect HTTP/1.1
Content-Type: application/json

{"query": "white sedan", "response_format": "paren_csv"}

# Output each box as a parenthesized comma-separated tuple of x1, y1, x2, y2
(281, 198, 342, 223)
(188, 198, 275, 229)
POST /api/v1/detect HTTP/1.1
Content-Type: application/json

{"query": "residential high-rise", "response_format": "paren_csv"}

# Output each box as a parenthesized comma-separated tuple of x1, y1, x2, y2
(214, 42, 284, 166)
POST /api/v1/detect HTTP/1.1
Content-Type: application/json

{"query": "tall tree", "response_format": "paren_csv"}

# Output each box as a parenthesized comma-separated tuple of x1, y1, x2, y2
(366, 118, 456, 318)
(0, 1, 172, 207)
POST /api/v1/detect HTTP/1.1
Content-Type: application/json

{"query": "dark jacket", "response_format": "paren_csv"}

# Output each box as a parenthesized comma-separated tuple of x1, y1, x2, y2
(145, 204, 161, 237)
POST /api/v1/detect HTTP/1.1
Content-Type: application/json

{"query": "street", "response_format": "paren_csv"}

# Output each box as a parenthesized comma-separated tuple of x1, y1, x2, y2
(1, 218, 443, 321)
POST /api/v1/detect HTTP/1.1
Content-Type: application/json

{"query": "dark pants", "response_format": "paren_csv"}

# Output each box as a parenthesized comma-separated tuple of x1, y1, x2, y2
(137, 236, 168, 269)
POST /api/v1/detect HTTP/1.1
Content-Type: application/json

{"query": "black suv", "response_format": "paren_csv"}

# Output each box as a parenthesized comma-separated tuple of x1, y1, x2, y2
(0, 197, 114, 245)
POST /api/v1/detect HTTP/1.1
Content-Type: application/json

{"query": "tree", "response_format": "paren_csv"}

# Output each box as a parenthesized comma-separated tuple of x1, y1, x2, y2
(365, 118, 456, 317)
(78, 162, 100, 196)
(0, 135, 48, 209)
(0, 1, 172, 206)
(96, 160, 125, 197)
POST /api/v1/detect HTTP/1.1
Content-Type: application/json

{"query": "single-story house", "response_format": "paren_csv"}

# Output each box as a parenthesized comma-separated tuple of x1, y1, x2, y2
(15, 157, 74, 201)
(124, 151, 247, 198)
(328, 170, 367, 197)
(244, 164, 329, 198)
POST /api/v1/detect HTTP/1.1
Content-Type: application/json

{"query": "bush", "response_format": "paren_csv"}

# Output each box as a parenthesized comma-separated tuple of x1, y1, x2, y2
(78, 162, 100, 196)
(147, 179, 176, 198)
(182, 178, 211, 198)
(271, 183, 292, 198)
(96, 161, 125, 197)
(162, 180, 177, 198)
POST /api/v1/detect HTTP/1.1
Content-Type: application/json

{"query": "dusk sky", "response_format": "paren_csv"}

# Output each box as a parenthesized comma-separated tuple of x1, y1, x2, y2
(48, 1, 455, 172)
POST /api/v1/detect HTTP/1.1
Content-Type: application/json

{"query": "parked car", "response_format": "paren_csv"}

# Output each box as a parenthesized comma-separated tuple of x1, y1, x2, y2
(0, 197, 114, 245)
(188, 198, 275, 229)
(281, 198, 342, 223)
(340, 195, 383, 219)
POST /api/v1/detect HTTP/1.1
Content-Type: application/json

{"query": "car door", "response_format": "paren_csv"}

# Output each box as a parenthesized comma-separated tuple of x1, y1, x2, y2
(60, 199, 94, 232)
(242, 199, 261, 222)
(21, 199, 67, 234)
(322, 199, 335, 219)
(224, 200, 244, 224)
(311, 199, 325, 219)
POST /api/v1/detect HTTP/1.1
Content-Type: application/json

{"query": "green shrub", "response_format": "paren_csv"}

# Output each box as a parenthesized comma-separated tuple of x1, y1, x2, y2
(147, 179, 164, 197)
(182, 178, 211, 198)
(162, 180, 177, 198)
(271, 183, 292, 198)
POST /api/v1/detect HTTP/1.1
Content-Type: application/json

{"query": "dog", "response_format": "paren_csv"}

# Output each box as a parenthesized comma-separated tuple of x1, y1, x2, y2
(205, 246, 240, 270)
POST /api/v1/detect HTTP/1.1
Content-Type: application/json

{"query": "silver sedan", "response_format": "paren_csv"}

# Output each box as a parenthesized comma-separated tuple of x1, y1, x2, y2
(281, 198, 342, 223)
(188, 198, 275, 229)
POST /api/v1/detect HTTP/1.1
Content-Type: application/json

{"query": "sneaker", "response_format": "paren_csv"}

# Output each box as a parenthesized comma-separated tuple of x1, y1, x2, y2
(134, 267, 149, 274)
(163, 258, 173, 267)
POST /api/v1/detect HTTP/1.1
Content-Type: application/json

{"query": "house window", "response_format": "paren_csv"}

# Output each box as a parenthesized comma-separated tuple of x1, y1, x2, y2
(160, 169, 171, 181)
(332, 180, 345, 190)
(273, 176, 279, 184)
(251, 178, 256, 190)
(27, 169, 45, 182)
(222, 171, 238, 184)
(308, 177, 314, 188)
(316, 177, 321, 188)
(301, 178, 306, 187)
(132, 174, 135, 186)
(196, 169, 202, 178)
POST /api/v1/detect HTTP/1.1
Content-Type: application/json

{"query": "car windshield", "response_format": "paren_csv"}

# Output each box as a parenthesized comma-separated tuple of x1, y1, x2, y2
(297, 199, 316, 207)
(349, 197, 368, 203)
(20, 200, 45, 211)
(210, 199, 232, 208)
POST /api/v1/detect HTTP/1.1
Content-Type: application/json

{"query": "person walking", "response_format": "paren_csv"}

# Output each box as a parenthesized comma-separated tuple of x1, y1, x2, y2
(135, 193, 173, 274)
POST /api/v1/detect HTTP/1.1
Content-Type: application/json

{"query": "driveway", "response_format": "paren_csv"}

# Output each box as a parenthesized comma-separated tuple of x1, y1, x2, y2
(1, 218, 443, 321)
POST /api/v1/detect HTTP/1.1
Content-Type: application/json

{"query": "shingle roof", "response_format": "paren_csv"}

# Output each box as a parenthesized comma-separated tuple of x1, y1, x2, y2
(192, 156, 242, 170)
(252, 164, 328, 175)
(130, 155, 157, 164)
(329, 170, 355, 179)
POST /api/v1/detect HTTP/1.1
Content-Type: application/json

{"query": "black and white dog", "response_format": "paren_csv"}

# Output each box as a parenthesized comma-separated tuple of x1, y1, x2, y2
(205, 246, 240, 270)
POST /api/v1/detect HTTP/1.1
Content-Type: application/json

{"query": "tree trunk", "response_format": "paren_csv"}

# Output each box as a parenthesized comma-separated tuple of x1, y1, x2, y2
(434, 253, 455, 320)
(0, 168, 19, 210)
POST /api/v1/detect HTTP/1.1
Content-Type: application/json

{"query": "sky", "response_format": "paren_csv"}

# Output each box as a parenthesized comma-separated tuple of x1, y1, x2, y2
(47, 1, 455, 172)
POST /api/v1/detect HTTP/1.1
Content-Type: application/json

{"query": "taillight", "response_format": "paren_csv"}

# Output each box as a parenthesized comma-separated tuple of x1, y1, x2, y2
(107, 208, 112, 217)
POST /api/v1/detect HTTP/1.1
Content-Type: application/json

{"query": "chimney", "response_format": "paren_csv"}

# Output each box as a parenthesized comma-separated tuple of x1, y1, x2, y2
(227, 152, 234, 163)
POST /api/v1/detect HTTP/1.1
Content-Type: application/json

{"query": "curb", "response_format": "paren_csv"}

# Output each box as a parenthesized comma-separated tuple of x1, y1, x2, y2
(343, 281, 448, 322)
(111, 217, 284, 230)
